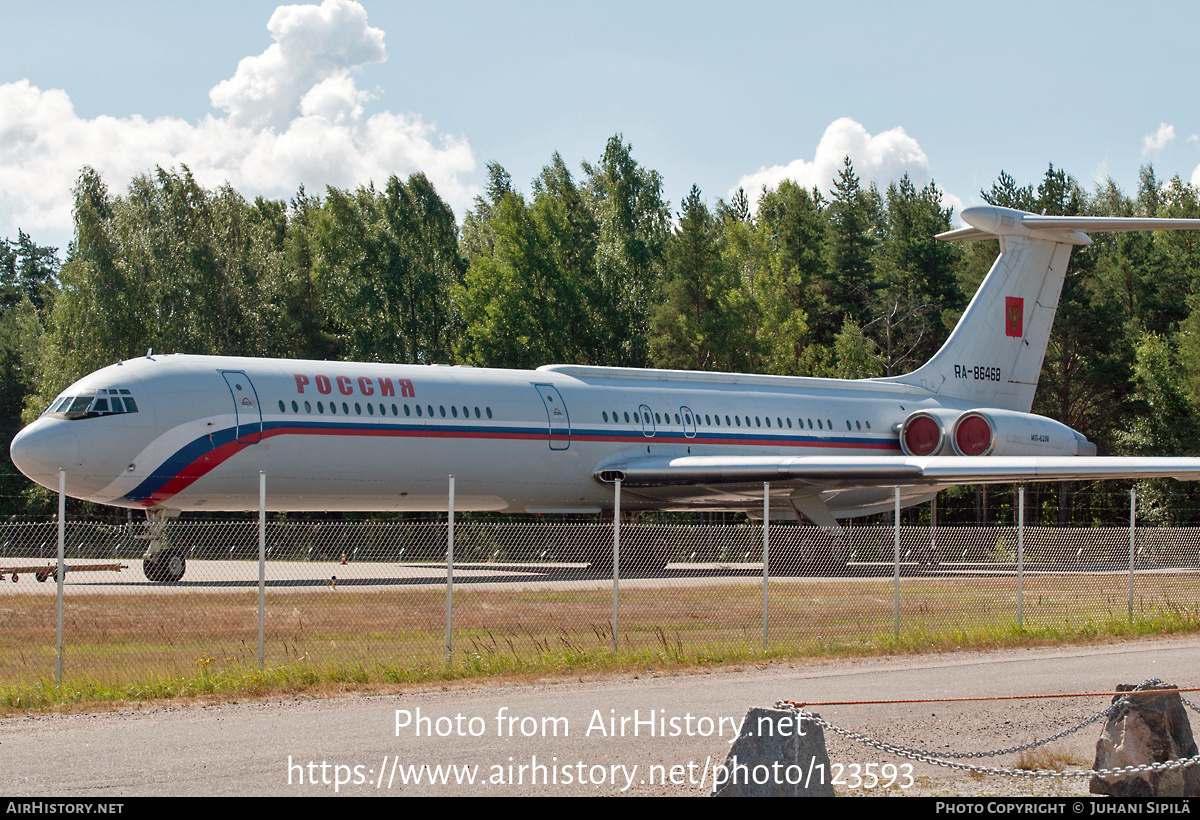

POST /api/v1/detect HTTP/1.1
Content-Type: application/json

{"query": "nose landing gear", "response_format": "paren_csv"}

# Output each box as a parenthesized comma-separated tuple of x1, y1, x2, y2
(138, 508, 186, 583)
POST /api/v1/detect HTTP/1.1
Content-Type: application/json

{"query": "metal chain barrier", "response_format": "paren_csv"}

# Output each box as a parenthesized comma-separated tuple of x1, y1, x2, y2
(775, 679, 1200, 781)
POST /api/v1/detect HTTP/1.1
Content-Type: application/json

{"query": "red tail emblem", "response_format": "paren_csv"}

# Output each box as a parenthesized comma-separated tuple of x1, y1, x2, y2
(1005, 297, 1023, 337)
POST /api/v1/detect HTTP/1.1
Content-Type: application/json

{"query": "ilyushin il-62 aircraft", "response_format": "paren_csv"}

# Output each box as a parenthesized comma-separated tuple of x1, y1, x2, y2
(11, 205, 1200, 581)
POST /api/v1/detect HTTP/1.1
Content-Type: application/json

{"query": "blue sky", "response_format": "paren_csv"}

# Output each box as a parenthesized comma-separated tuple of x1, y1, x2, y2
(2, 0, 1198, 252)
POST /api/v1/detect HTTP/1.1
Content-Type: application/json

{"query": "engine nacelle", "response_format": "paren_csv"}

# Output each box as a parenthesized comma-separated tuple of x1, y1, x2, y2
(898, 409, 962, 456)
(950, 408, 1095, 457)
(899, 407, 1096, 457)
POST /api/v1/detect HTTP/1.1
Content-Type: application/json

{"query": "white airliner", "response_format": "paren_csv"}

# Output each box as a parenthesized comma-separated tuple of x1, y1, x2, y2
(11, 205, 1200, 581)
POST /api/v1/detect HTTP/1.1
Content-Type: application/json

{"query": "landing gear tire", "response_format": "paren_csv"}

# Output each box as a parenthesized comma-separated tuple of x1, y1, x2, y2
(144, 549, 186, 583)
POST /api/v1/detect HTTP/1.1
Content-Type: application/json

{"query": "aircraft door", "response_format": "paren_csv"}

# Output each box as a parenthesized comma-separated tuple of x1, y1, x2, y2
(222, 371, 262, 444)
(680, 405, 697, 438)
(533, 383, 570, 450)
(639, 404, 655, 438)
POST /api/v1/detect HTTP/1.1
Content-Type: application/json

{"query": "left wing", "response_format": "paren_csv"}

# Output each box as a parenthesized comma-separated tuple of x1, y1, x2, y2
(595, 454, 1200, 487)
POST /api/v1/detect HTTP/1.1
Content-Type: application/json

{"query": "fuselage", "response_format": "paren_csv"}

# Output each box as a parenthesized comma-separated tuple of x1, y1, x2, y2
(9, 353, 985, 517)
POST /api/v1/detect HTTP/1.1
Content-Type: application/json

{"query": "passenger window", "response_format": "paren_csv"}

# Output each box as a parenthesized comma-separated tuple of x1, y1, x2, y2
(475, 407, 481, 418)
(292, 401, 299, 413)
(486, 407, 493, 419)
(452, 406, 459, 418)
(318, 402, 324, 414)
(355, 403, 361, 415)
(305, 401, 311, 413)
(278, 400, 285, 412)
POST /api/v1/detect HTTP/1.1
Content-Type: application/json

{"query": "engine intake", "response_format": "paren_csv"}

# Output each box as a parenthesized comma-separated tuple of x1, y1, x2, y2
(898, 409, 961, 456)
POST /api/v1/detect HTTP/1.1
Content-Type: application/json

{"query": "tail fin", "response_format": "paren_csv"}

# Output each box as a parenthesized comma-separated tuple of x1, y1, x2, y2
(881, 205, 1200, 413)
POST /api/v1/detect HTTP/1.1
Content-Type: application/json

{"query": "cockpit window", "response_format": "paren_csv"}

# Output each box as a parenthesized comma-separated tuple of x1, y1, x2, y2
(44, 388, 139, 419)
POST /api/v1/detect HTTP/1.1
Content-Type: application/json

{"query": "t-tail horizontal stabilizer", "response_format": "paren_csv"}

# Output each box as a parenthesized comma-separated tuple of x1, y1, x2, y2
(880, 206, 1200, 414)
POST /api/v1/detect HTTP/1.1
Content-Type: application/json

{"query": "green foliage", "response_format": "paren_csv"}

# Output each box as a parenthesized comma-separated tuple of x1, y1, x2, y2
(651, 185, 757, 372)
(4, 149, 1200, 524)
(314, 173, 464, 364)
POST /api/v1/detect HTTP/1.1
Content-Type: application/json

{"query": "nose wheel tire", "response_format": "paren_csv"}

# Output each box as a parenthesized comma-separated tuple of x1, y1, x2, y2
(143, 549, 186, 583)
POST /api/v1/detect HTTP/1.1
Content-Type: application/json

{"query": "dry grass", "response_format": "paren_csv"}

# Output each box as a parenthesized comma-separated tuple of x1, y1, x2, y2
(3, 572, 1200, 712)
(1015, 747, 1089, 772)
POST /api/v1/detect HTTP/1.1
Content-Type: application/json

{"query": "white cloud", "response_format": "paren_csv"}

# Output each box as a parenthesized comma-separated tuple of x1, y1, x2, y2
(1142, 123, 1175, 156)
(732, 117, 932, 208)
(210, 0, 385, 131)
(0, 0, 476, 245)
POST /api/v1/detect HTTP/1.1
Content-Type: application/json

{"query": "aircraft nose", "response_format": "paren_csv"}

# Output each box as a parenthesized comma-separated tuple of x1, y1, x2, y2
(9, 419, 82, 489)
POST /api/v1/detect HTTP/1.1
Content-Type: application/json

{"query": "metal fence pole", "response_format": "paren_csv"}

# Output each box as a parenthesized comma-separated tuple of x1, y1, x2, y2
(612, 478, 620, 653)
(258, 472, 266, 669)
(762, 481, 770, 651)
(894, 485, 900, 639)
(1129, 486, 1136, 621)
(56, 468, 65, 686)
(1017, 485, 1024, 629)
(446, 475, 455, 666)
(930, 494, 937, 561)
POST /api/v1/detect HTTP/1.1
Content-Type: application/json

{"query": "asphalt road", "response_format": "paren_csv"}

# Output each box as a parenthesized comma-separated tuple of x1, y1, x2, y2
(5, 637, 1200, 796)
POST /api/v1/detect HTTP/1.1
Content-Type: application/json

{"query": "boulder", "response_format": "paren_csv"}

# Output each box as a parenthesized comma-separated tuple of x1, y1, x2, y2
(712, 707, 834, 797)
(1090, 683, 1200, 797)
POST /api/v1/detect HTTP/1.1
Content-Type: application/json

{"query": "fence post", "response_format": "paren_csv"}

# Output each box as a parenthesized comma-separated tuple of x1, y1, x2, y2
(56, 468, 65, 686)
(1017, 485, 1024, 629)
(894, 486, 900, 639)
(930, 494, 937, 562)
(1129, 486, 1136, 621)
(446, 475, 455, 666)
(762, 481, 770, 651)
(258, 472, 266, 669)
(612, 478, 620, 653)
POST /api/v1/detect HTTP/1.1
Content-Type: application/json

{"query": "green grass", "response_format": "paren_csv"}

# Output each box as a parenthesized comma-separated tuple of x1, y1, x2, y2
(4, 574, 1200, 712)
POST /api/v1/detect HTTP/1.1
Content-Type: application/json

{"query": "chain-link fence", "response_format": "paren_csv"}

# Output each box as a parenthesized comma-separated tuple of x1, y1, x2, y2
(3, 517, 1199, 689)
